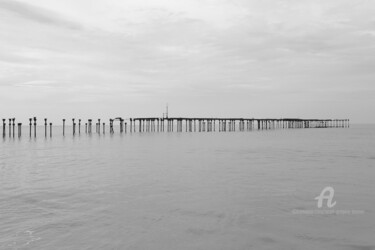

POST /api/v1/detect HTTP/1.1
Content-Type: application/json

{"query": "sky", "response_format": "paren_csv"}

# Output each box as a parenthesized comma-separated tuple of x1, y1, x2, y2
(0, 0, 374, 123)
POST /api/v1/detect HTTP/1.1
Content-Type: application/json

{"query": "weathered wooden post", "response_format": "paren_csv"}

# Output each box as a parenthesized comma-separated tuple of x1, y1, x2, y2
(49, 123, 52, 137)
(33, 117, 37, 138)
(8, 118, 11, 137)
(12, 118, 15, 138)
(44, 118, 47, 137)
(29, 118, 32, 137)
(103, 123, 105, 134)
(72, 118, 75, 135)
(17, 123, 22, 138)
(85, 123, 88, 133)
(88, 119, 92, 133)
(63, 119, 66, 136)
(1, 119, 3, 137)
(79, 119, 81, 134)
(98, 119, 101, 134)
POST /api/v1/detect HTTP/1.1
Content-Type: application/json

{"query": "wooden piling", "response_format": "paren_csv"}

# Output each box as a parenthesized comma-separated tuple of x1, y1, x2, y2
(17, 123, 22, 138)
(33, 117, 36, 138)
(50, 123, 52, 137)
(63, 119, 66, 136)
(12, 118, 15, 138)
(72, 118, 75, 135)
(2, 119, 5, 137)
(8, 118, 11, 137)
(44, 118, 47, 137)
(88, 119, 92, 133)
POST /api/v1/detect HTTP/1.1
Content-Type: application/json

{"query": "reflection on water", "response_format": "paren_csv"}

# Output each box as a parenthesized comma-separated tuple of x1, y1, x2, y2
(1, 125, 374, 249)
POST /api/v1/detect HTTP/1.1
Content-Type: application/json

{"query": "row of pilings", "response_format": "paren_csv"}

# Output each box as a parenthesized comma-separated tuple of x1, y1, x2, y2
(2, 117, 350, 138)
(130, 118, 350, 133)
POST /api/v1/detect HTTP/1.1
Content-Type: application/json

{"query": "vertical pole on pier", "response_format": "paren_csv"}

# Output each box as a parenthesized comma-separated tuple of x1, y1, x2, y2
(49, 123, 52, 137)
(44, 118, 47, 137)
(33, 117, 37, 138)
(98, 119, 101, 134)
(79, 119, 81, 134)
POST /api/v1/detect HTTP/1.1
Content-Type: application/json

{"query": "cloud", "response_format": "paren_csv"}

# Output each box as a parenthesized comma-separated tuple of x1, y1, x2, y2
(0, 0, 82, 30)
(13, 80, 58, 88)
(0, 0, 374, 122)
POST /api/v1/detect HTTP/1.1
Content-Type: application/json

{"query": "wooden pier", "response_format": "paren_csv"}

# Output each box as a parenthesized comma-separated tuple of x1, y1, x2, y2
(130, 118, 350, 133)
(1, 117, 349, 138)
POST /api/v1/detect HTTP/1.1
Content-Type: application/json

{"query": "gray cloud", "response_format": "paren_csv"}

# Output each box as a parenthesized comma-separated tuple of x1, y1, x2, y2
(0, 0, 82, 30)
(0, 0, 374, 122)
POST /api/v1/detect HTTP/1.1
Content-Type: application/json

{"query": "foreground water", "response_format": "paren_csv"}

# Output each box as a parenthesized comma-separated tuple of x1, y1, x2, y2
(1, 125, 374, 250)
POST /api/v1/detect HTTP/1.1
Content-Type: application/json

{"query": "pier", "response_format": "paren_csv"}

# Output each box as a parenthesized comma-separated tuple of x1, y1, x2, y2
(130, 118, 350, 133)
(1, 117, 350, 138)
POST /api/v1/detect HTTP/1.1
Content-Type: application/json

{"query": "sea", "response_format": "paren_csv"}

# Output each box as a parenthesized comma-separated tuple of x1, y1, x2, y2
(0, 124, 374, 250)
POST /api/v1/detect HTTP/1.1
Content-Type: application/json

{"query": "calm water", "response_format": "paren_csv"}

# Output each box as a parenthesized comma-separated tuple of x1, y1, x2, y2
(1, 125, 374, 250)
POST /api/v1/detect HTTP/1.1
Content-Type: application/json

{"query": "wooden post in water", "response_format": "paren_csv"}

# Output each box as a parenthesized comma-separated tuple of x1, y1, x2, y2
(72, 119, 75, 135)
(44, 118, 47, 137)
(29, 118, 32, 137)
(50, 123, 52, 137)
(2, 119, 5, 137)
(12, 118, 15, 138)
(63, 119, 66, 136)
(88, 119, 92, 134)
(8, 119, 11, 137)
(98, 119, 101, 134)
(85, 123, 87, 133)
(17, 123, 22, 138)
(79, 119, 81, 134)
(103, 123, 105, 134)
(33, 117, 37, 138)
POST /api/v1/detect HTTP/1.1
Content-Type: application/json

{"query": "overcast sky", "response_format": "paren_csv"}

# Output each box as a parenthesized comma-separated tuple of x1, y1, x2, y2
(0, 0, 374, 123)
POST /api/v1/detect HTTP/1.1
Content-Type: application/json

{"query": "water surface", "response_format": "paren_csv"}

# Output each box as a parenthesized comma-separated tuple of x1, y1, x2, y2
(1, 125, 374, 250)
